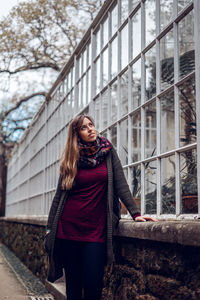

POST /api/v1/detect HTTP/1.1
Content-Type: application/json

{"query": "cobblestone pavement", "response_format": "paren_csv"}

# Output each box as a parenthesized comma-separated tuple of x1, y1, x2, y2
(0, 243, 54, 300)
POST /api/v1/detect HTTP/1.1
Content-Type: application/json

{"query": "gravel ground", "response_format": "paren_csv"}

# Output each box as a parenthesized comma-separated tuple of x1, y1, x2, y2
(0, 243, 54, 300)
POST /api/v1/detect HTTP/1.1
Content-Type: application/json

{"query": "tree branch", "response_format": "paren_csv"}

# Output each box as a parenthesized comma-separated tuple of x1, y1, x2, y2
(0, 63, 60, 75)
(4, 92, 46, 118)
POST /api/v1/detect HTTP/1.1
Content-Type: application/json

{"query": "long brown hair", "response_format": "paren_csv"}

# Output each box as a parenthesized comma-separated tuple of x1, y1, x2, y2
(59, 114, 95, 190)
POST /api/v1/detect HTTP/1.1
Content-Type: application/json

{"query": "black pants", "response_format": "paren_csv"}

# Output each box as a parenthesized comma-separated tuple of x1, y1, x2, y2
(58, 239, 105, 300)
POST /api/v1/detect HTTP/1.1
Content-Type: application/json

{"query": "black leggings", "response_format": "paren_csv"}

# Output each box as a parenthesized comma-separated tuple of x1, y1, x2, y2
(58, 239, 105, 300)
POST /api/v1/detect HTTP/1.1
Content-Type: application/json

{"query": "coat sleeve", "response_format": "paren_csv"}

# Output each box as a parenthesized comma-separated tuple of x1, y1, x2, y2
(111, 147, 140, 217)
(46, 175, 62, 230)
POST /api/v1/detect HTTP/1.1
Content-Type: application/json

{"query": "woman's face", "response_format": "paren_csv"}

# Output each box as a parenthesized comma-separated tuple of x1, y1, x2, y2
(79, 117, 97, 143)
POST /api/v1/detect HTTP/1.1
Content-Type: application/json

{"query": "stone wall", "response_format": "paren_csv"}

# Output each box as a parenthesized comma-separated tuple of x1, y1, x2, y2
(0, 217, 200, 299)
(102, 220, 200, 300)
(0, 217, 48, 283)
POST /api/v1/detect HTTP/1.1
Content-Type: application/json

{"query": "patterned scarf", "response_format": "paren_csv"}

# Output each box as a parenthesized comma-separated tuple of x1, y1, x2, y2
(77, 136, 112, 168)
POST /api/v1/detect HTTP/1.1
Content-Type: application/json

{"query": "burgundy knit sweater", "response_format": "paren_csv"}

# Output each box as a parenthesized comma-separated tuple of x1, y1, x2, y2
(57, 160, 107, 243)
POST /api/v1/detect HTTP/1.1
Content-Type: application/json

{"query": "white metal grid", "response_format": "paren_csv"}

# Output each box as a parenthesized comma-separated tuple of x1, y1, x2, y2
(5, 0, 199, 219)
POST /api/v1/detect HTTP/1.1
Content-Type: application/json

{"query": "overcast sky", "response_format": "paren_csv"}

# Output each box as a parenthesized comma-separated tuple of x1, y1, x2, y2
(0, 0, 20, 18)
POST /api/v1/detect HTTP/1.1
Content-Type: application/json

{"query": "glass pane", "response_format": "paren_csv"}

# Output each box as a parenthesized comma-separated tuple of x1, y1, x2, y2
(119, 118, 128, 165)
(181, 149, 198, 214)
(111, 81, 118, 123)
(111, 37, 118, 79)
(145, 0, 156, 46)
(132, 58, 141, 109)
(121, 0, 129, 24)
(102, 17, 109, 48)
(72, 66, 75, 87)
(120, 71, 128, 117)
(179, 11, 194, 79)
(102, 89, 108, 130)
(131, 0, 140, 11)
(83, 49, 87, 74)
(88, 69, 91, 103)
(121, 24, 129, 70)
(160, 90, 175, 153)
(160, 0, 174, 31)
(161, 155, 176, 214)
(96, 28, 101, 57)
(102, 48, 109, 87)
(88, 43, 91, 67)
(82, 75, 87, 106)
(111, 4, 118, 36)
(95, 58, 100, 95)
(178, 0, 192, 12)
(145, 101, 156, 158)
(132, 110, 141, 162)
(78, 81, 82, 109)
(145, 160, 157, 214)
(131, 8, 141, 59)
(94, 97, 100, 131)
(68, 72, 71, 91)
(179, 76, 196, 147)
(145, 45, 156, 100)
(102, 130, 107, 139)
(130, 165, 141, 209)
(110, 125, 117, 149)
(160, 30, 174, 91)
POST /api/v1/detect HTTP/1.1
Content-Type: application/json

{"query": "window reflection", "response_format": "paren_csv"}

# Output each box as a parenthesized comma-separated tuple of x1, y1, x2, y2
(111, 4, 118, 36)
(145, 160, 157, 214)
(88, 69, 91, 103)
(132, 111, 141, 162)
(83, 49, 87, 74)
(130, 165, 141, 210)
(102, 18, 109, 48)
(179, 11, 194, 79)
(178, 0, 192, 12)
(102, 89, 108, 130)
(110, 125, 117, 149)
(145, 0, 156, 46)
(111, 37, 118, 79)
(145, 46, 156, 100)
(120, 71, 128, 117)
(102, 48, 109, 87)
(179, 76, 196, 146)
(82, 75, 87, 106)
(160, 90, 174, 153)
(161, 155, 175, 214)
(95, 58, 100, 95)
(132, 58, 141, 109)
(145, 101, 156, 158)
(121, 24, 128, 70)
(111, 81, 118, 123)
(160, 0, 173, 31)
(160, 30, 174, 91)
(181, 149, 198, 214)
(119, 118, 128, 165)
(131, 8, 141, 59)
(95, 28, 101, 57)
(121, 0, 129, 24)
(94, 97, 100, 131)
(131, 0, 140, 12)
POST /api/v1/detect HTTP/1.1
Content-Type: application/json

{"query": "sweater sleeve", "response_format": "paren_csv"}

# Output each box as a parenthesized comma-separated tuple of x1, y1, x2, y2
(46, 175, 62, 230)
(111, 147, 140, 218)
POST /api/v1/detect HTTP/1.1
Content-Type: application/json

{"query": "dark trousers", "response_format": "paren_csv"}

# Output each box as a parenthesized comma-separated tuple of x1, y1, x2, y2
(58, 239, 106, 300)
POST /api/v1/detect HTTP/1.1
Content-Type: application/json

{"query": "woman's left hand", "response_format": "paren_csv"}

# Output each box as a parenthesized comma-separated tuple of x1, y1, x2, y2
(135, 216, 158, 222)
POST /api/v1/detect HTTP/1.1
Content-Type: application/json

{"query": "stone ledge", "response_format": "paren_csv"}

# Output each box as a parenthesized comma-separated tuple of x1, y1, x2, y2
(1, 217, 200, 247)
(114, 219, 200, 247)
(0, 216, 48, 227)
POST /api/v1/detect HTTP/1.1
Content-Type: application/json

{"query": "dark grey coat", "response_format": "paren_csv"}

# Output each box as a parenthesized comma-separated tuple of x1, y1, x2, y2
(45, 147, 140, 283)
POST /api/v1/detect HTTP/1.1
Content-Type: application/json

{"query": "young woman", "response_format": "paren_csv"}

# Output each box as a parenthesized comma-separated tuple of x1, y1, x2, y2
(45, 114, 156, 300)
